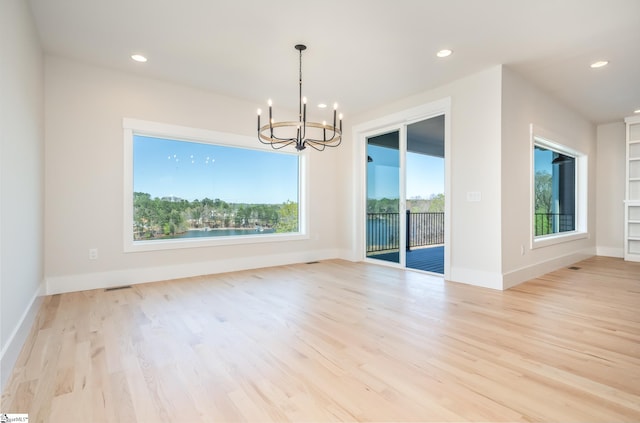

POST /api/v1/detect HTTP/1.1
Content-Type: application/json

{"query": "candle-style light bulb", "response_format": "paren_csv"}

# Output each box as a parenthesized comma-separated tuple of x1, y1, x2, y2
(268, 100, 273, 137)
(257, 109, 261, 131)
(302, 97, 307, 122)
(333, 104, 337, 127)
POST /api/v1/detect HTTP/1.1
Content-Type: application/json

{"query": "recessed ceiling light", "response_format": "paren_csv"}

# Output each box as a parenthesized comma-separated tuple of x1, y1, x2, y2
(635, 109, 640, 114)
(590, 60, 608, 68)
(131, 54, 147, 63)
(317, 103, 327, 109)
(436, 49, 453, 58)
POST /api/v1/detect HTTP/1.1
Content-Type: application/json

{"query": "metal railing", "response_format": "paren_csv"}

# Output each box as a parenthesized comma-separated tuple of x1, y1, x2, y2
(407, 211, 444, 249)
(367, 213, 400, 253)
(534, 213, 575, 236)
(366, 211, 444, 253)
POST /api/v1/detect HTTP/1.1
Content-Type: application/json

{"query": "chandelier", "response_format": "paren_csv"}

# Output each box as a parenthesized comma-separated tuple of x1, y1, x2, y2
(257, 44, 342, 151)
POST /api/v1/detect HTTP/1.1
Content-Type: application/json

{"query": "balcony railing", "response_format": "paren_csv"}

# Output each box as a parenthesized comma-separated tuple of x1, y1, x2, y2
(367, 211, 444, 253)
(534, 213, 575, 236)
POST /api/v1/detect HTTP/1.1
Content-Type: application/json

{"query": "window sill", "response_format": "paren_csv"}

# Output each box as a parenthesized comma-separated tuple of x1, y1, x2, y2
(125, 232, 308, 253)
(531, 231, 588, 249)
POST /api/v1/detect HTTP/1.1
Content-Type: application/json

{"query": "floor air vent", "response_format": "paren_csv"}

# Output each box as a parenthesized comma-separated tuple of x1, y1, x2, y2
(568, 266, 581, 270)
(105, 285, 132, 291)
(306, 261, 320, 264)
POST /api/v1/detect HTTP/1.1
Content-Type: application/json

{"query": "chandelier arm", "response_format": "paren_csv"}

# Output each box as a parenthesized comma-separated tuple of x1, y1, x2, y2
(303, 140, 326, 152)
(258, 136, 298, 147)
(264, 141, 296, 150)
(303, 130, 342, 143)
(258, 135, 297, 145)
(259, 134, 298, 144)
(258, 123, 299, 150)
(304, 137, 342, 148)
(258, 136, 298, 150)
(300, 121, 342, 145)
(303, 132, 342, 143)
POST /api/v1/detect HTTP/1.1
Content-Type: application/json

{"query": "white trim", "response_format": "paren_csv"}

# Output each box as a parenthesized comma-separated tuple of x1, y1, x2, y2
(532, 231, 589, 249)
(0, 281, 45, 392)
(530, 124, 589, 249)
(352, 98, 452, 279)
(449, 267, 504, 290)
(122, 118, 307, 253)
(125, 232, 309, 252)
(45, 248, 340, 295)
(624, 115, 640, 125)
(502, 248, 596, 289)
(596, 246, 624, 258)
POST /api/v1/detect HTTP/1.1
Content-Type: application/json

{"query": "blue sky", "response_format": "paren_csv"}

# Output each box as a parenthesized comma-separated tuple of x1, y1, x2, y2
(534, 146, 553, 174)
(367, 145, 444, 199)
(133, 135, 298, 204)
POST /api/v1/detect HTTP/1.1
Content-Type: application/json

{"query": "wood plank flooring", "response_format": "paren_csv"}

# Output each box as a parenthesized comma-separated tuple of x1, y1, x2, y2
(2, 256, 640, 422)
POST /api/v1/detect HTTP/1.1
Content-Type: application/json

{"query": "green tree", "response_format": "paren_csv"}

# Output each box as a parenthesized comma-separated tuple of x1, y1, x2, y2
(534, 170, 553, 235)
(534, 171, 552, 214)
(427, 193, 445, 212)
(275, 201, 298, 233)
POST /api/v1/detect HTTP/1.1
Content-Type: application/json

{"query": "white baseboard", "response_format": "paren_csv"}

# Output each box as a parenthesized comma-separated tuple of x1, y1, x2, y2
(336, 248, 360, 262)
(0, 281, 45, 392)
(502, 248, 596, 289)
(596, 246, 623, 258)
(449, 267, 504, 290)
(46, 249, 341, 295)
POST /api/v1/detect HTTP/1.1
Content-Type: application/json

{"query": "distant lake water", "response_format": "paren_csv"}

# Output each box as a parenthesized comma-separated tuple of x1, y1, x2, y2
(169, 228, 276, 239)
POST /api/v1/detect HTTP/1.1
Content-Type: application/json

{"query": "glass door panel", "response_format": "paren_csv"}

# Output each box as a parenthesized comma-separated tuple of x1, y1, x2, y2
(406, 116, 445, 274)
(366, 131, 400, 264)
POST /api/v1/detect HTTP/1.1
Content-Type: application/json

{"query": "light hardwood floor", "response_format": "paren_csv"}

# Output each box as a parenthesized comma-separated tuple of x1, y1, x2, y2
(2, 256, 640, 422)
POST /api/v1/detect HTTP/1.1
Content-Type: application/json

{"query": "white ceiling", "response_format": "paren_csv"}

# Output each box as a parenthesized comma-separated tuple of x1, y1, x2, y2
(28, 0, 640, 124)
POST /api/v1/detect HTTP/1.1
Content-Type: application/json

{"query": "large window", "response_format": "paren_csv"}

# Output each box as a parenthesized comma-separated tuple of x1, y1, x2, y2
(124, 119, 304, 251)
(531, 125, 587, 247)
(533, 145, 575, 235)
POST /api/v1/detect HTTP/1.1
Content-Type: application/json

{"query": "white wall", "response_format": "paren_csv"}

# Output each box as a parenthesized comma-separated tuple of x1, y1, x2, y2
(501, 67, 597, 287)
(343, 65, 598, 290)
(596, 122, 625, 257)
(342, 66, 504, 289)
(0, 0, 45, 390)
(44, 57, 342, 294)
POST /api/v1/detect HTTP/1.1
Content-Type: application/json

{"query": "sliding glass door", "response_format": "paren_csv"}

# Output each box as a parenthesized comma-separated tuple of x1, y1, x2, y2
(365, 115, 445, 275)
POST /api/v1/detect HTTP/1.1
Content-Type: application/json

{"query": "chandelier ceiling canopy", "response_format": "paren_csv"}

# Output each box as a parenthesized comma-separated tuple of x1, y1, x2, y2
(257, 44, 342, 151)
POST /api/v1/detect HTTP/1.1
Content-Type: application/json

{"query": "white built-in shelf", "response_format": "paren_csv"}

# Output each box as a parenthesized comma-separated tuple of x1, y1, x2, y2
(625, 116, 640, 262)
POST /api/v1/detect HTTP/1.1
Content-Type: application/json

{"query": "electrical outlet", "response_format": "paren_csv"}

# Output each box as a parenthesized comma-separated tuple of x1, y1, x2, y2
(89, 248, 98, 260)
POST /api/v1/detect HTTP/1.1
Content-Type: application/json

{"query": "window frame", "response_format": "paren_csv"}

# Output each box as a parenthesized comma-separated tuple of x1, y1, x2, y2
(123, 118, 308, 253)
(530, 125, 588, 249)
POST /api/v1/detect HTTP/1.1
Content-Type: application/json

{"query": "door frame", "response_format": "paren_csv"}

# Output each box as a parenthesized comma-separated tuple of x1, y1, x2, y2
(352, 98, 451, 279)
